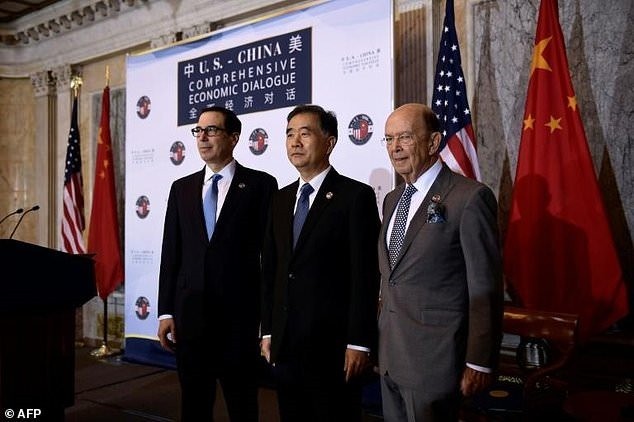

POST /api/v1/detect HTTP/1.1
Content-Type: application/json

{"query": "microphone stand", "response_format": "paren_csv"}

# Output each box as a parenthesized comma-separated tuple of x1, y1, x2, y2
(9, 205, 39, 239)
(0, 208, 23, 227)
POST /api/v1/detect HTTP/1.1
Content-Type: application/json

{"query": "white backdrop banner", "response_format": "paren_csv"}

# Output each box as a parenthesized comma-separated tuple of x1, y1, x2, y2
(124, 0, 394, 366)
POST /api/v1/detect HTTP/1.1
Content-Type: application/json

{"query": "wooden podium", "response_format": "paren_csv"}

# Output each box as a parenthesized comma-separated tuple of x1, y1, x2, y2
(0, 239, 96, 421)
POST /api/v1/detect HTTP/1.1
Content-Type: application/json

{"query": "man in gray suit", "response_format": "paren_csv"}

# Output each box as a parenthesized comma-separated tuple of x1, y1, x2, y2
(378, 103, 503, 421)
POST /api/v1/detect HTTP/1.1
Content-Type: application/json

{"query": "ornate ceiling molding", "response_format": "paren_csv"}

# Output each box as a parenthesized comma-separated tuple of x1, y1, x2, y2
(0, 0, 312, 78)
(0, 1, 146, 47)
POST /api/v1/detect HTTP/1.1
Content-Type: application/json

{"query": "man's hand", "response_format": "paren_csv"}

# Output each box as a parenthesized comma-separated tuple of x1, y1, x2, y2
(157, 318, 176, 352)
(460, 366, 494, 396)
(344, 349, 370, 383)
(260, 337, 271, 363)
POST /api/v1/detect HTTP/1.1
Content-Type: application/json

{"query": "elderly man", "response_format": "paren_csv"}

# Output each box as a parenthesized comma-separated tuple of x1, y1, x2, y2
(378, 103, 503, 421)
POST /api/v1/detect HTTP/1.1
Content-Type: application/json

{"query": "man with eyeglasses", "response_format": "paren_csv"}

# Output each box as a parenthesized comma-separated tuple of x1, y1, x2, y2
(158, 106, 277, 421)
(377, 103, 503, 421)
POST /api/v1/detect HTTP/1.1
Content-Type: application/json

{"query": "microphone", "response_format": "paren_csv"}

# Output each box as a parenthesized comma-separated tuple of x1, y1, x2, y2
(9, 205, 40, 239)
(0, 208, 24, 226)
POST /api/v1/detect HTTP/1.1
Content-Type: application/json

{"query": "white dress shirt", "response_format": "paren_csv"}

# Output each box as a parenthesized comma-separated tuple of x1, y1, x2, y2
(202, 159, 236, 216)
(159, 160, 237, 322)
(385, 159, 442, 247)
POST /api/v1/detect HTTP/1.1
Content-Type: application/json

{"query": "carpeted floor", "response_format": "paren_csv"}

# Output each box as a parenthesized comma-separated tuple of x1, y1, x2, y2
(65, 347, 280, 422)
(64, 334, 634, 422)
(65, 347, 383, 422)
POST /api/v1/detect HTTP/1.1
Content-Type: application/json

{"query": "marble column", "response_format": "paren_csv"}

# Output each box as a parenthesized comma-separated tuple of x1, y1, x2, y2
(29, 70, 57, 247)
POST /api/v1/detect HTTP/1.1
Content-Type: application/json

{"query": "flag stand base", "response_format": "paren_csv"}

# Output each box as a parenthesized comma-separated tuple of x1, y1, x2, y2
(90, 342, 120, 359)
(91, 295, 121, 359)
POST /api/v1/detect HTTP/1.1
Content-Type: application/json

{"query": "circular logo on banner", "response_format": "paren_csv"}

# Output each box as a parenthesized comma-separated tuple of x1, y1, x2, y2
(348, 114, 374, 145)
(248, 128, 269, 155)
(136, 95, 151, 119)
(169, 141, 186, 165)
(135, 195, 150, 219)
(135, 296, 151, 320)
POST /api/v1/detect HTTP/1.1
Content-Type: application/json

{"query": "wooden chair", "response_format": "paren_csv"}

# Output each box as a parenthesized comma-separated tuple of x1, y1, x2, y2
(462, 305, 579, 419)
(502, 305, 579, 401)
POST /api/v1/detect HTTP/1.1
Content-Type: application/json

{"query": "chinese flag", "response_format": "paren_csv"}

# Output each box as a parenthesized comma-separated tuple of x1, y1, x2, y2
(88, 86, 124, 300)
(503, 0, 628, 342)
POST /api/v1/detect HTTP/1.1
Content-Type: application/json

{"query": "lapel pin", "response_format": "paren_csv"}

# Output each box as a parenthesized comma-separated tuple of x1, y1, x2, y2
(325, 192, 334, 199)
(238, 182, 246, 189)
(431, 193, 441, 203)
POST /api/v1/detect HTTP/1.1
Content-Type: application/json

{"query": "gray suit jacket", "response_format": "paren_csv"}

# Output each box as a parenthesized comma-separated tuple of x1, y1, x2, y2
(378, 164, 503, 391)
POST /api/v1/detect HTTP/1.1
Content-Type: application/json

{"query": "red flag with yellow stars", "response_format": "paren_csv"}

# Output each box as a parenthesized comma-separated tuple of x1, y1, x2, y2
(88, 86, 124, 300)
(503, 0, 627, 342)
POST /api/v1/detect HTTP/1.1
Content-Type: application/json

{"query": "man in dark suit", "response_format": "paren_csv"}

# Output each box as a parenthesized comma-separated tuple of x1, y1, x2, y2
(378, 103, 503, 421)
(157, 106, 277, 421)
(260, 105, 380, 421)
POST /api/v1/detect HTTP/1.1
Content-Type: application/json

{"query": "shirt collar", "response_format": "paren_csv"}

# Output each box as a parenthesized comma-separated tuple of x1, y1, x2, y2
(410, 159, 442, 193)
(298, 165, 331, 196)
(204, 159, 236, 183)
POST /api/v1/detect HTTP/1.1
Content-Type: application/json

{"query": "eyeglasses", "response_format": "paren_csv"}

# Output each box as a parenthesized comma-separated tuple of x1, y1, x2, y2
(191, 125, 227, 138)
(381, 133, 416, 146)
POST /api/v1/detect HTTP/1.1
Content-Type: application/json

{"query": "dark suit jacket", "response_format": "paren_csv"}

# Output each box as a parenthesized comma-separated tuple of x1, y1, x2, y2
(378, 164, 503, 391)
(158, 162, 277, 369)
(261, 168, 380, 372)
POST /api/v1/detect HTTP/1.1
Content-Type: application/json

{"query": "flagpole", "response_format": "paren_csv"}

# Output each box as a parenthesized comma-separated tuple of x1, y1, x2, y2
(91, 296, 119, 358)
(91, 65, 120, 359)
(71, 75, 80, 99)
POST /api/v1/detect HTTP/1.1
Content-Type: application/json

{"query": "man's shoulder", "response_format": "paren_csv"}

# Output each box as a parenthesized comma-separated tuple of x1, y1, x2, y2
(328, 170, 374, 194)
(278, 180, 298, 196)
(441, 168, 496, 209)
(172, 168, 203, 186)
(237, 165, 277, 185)
(448, 170, 493, 196)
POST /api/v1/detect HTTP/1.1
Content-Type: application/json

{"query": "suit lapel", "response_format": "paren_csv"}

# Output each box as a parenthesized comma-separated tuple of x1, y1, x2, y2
(212, 162, 247, 242)
(280, 180, 299, 250)
(380, 183, 404, 265)
(190, 167, 209, 244)
(390, 165, 455, 273)
(293, 168, 338, 253)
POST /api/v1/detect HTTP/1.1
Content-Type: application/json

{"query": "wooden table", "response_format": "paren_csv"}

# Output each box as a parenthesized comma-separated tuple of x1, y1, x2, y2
(563, 391, 634, 421)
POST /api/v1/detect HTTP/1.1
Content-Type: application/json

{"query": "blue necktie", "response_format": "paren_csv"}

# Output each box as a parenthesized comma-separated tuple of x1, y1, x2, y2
(388, 184, 417, 268)
(203, 174, 222, 240)
(293, 183, 314, 248)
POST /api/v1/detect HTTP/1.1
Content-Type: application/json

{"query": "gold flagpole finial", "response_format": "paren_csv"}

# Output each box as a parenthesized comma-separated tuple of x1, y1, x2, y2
(105, 65, 110, 87)
(70, 75, 83, 98)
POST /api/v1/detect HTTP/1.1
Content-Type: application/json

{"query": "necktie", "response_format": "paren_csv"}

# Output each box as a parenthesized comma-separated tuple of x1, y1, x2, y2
(388, 184, 417, 269)
(203, 174, 223, 240)
(293, 183, 314, 248)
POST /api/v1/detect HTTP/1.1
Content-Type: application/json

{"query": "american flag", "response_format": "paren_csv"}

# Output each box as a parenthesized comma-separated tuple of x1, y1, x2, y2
(61, 96, 86, 254)
(431, 0, 480, 180)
